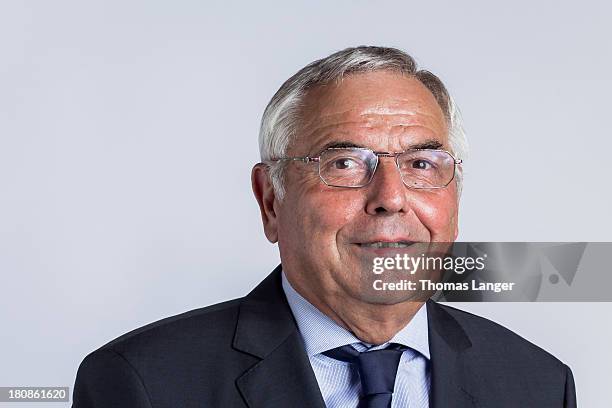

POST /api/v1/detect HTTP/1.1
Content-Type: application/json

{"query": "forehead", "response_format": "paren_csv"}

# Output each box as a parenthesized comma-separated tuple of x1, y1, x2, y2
(294, 71, 449, 153)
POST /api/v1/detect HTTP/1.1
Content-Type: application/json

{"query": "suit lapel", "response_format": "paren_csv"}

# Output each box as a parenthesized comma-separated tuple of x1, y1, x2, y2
(233, 266, 326, 408)
(427, 300, 482, 408)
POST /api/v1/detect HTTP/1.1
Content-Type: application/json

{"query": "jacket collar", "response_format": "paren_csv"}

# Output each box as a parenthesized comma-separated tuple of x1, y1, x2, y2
(233, 265, 297, 359)
(233, 265, 326, 408)
(427, 300, 482, 407)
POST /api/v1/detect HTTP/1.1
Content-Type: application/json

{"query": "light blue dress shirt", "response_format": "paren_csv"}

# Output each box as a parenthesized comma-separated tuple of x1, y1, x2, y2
(281, 272, 431, 408)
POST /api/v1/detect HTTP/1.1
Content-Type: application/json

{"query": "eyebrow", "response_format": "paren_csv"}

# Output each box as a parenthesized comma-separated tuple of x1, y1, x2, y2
(315, 139, 444, 154)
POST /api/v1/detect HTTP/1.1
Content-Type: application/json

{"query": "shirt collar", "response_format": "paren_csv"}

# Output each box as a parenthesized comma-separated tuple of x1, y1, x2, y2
(281, 270, 430, 360)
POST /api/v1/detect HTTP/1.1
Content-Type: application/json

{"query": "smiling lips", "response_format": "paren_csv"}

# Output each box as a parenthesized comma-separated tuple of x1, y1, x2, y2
(358, 241, 415, 248)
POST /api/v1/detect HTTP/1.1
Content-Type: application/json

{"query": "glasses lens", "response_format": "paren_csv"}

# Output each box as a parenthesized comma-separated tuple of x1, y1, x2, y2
(397, 150, 456, 188)
(319, 148, 376, 187)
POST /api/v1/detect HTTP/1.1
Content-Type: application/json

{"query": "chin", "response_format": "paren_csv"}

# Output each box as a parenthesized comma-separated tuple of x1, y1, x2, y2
(349, 275, 432, 305)
(353, 289, 427, 305)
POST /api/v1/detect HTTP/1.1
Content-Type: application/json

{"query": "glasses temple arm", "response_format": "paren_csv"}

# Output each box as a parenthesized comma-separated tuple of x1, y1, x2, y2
(274, 157, 320, 163)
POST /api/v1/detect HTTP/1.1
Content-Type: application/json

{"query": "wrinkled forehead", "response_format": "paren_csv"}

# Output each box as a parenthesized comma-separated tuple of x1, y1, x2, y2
(293, 71, 449, 153)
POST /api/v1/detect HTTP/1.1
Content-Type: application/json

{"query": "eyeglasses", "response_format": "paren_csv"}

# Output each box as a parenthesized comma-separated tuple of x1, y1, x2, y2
(273, 147, 462, 189)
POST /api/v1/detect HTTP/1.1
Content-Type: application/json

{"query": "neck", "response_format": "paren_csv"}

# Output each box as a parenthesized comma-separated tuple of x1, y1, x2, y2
(326, 298, 424, 345)
(288, 275, 424, 345)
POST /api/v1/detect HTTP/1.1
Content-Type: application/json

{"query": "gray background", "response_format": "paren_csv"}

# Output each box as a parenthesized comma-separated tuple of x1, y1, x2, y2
(1, 0, 611, 406)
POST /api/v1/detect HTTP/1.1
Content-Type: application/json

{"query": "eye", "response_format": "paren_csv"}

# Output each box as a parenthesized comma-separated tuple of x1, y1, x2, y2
(412, 159, 434, 170)
(333, 158, 359, 170)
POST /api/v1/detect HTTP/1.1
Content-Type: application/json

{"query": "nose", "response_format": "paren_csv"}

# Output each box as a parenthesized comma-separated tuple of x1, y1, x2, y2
(365, 157, 409, 215)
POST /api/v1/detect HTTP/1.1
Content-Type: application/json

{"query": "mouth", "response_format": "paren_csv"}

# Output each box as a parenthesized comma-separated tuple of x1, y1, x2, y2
(358, 241, 415, 248)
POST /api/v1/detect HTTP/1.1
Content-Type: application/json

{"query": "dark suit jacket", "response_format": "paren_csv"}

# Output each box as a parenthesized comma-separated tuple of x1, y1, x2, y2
(73, 266, 577, 407)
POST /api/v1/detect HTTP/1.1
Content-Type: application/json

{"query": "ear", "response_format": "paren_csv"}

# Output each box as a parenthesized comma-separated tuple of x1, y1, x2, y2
(252, 163, 279, 243)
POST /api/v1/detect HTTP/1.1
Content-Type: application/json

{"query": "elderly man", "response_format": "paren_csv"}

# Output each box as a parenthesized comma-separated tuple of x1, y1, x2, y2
(73, 46, 576, 408)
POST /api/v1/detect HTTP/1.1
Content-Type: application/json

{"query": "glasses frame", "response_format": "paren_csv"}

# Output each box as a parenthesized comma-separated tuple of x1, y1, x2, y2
(272, 147, 463, 189)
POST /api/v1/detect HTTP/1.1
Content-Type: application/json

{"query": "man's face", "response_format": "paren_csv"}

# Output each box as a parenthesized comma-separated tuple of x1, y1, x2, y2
(256, 71, 458, 306)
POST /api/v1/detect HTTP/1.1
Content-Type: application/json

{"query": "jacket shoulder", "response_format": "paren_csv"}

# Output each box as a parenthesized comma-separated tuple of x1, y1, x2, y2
(432, 303, 576, 406)
(100, 298, 242, 352)
(73, 298, 255, 407)
(437, 302, 567, 369)
(105, 298, 243, 360)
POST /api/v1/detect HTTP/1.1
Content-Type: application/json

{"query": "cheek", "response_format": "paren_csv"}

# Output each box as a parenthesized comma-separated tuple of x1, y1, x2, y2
(281, 171, 364, 247)
(298, 189, 363, 240)
(411, 189, 458, 239)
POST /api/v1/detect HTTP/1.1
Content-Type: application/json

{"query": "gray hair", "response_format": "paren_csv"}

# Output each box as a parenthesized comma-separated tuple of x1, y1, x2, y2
(258, 46, 468, 199)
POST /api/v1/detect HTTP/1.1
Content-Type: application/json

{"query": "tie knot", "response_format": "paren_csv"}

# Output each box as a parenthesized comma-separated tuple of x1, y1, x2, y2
(323, 343, 405, 404)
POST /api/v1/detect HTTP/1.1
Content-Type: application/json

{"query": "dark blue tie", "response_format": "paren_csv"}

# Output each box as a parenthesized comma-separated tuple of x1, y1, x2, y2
(324, 343, 405, 408)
